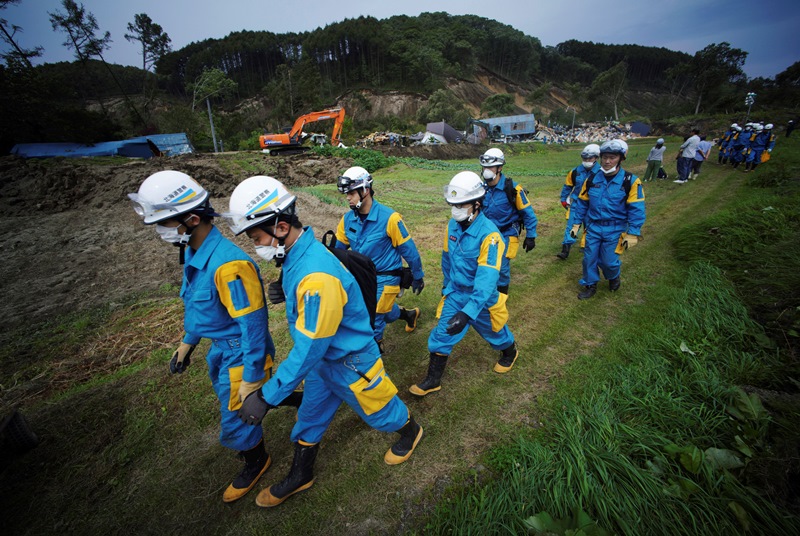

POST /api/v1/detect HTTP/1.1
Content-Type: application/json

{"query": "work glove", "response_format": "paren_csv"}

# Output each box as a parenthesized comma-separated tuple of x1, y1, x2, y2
(445, 311, 470, 336)
(412, 278, 425, 295)
(767, 149, 772, 153)
(625, 234, 639, 249)
(561, 200, 569, 209)
(523, 237, 536, 252)
(169, 342, 196, 374)
(238, 389, 273, 425)
(238, 379, 264, 403)
(267, 279, 285, 304)
(570, 224, 581, 239)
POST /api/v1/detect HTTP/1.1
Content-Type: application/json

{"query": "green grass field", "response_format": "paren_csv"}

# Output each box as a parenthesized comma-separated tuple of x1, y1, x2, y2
(2, 137, 799, 535)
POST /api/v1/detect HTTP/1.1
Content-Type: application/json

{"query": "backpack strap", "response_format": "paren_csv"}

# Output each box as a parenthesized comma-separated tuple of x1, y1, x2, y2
(502, 175, 525, 232)
(584, 170, 632, 196)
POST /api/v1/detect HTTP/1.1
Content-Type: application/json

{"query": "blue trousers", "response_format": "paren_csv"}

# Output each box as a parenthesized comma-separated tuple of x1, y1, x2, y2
(428, 291, 515, 356)
(745, 148, 763, 164)
(580, 224, 624, 286)
(207, 341, 264, 451)
(562, 206, 582, 246)
(290, 354, 409, 445)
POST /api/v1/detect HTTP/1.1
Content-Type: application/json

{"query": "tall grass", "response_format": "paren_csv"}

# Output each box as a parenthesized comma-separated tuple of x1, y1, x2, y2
(420, 262, 800, 535)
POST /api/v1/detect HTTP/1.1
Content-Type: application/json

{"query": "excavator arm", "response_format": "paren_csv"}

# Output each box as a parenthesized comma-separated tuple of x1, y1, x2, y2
(259, 107, 346, 152)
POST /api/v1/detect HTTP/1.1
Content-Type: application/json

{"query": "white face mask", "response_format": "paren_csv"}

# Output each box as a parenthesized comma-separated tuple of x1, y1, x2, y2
(602, 165, 618, 175)
(482, 168, 496, 181)
(155, 224, 189, 244)
(451, 206, 472, 222)
(582, 161, 594, 169)
(255, 245, 279, 262)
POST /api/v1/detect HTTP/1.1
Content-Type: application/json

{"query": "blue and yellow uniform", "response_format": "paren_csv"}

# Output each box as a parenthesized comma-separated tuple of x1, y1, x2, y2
(261, 228, 409, 445)
(428, 212, 515, 355)
(746, 130, 775, 165)
(718, 128, 734, 161)
(481, 173, 538, 288)
(571, 168, 646, 287)
(559, 163, 600, 246)
(181, 225, 274, 451)
(335, 200, 423, 342)
(731, 129, 752, 164)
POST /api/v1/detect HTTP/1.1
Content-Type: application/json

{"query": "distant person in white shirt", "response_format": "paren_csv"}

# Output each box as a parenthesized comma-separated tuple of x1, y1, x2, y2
(690, 136, 713, 179)
(642, 138, 666, 181)
(675, 129, 700, 184)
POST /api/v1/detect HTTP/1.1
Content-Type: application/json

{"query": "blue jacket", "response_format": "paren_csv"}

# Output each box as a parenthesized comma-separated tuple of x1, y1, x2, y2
(571, 168, 646, 236)
(261, 228, 378, 406)
(482, 173, 538, 238)
(335, 200, 424, 281)
(720, 129, 734, 148)
(441, 212, 505, 320)
(181, 226, 273, 383)
(560, 163, 601, 204)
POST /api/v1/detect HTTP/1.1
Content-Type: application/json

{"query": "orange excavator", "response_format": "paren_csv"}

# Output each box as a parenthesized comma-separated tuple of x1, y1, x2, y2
(259, 107, 345, 154)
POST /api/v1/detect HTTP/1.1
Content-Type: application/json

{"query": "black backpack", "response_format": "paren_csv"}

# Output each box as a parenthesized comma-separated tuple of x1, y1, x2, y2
(657, 167, 667, 179)
(321, 230, 378, 330)
(502, 176, 527, 232)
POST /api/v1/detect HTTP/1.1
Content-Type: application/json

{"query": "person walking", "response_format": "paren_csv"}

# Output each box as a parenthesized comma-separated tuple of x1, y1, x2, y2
(569, 140, 646, 299)
(477, 148, 538, 294)
(718, 124, 736, 163)
(127, 170, 291, 503)
(690, 136, 713, 179)
(227, 176, 423, 507)
(409, 171, 519, 397)
(642, 138, 666, 181)
(674, 129, 700, 183)
(334, 166, 425, 353)
(556, 144, 600, 260)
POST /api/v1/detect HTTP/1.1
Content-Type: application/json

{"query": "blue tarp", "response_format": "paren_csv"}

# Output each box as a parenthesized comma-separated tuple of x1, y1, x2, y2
(630, 121, 651, 136)
(10, 133, 195, 158)
(474, 114, 537, 138)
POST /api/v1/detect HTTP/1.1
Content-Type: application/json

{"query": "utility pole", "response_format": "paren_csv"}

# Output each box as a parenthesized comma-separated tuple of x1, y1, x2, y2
(206, 97, 219, 153)
(745, 92, 756, 123)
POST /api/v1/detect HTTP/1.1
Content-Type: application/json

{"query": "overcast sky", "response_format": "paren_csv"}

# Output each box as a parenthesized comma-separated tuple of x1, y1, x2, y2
(2, 0, 798, 79)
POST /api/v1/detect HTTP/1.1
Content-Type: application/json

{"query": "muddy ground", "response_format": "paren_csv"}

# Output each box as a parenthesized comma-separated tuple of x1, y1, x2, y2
(0, 144, 482, 334)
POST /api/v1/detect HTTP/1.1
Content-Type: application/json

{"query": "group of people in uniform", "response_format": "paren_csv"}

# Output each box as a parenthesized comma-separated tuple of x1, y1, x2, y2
(717, 121, 777, 172)
(127, 139, 646, 507)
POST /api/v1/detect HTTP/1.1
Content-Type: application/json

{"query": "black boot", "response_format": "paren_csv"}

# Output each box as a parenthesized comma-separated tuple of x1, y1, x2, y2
(256, 442, 318, 507)
(722, 157, 728, 164)
(577, 284, 597, 300)
(384, 415, 424, 465)
(222, 439, 271, 503)
(609, 277, 621, 292)
(399, 306, 420, 333)
(494, 341, 518, 373)
(409, 353, 448, 396)
(556, 243, 571, 260)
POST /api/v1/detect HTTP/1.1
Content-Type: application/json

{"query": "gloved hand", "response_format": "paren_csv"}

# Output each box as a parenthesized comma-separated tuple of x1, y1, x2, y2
(238, 379, 263, 403)
(169, 342, 196, 374)
(445, 311, 470, 336)
(523, 237, 536, 252)
(625, 234, 639, 249)
(267, 279, 285, 304)
(561, 200, 568, 209)
(238, 389, 273, 425)
(570, 224, 581, 239)
(412, 278, 425, 295)
(767, 149, 772, 153)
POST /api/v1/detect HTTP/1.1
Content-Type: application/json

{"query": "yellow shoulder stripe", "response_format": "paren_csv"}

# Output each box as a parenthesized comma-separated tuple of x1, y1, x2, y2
(215, 260, 265, 318)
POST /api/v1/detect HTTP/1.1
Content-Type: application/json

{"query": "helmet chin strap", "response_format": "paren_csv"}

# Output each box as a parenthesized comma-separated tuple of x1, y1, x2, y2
(352, 188, 367, 211)
(175, 215, 197, 265)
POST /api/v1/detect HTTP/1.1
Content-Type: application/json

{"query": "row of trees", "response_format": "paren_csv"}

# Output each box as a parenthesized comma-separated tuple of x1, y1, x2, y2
(3, 1, 798, 153)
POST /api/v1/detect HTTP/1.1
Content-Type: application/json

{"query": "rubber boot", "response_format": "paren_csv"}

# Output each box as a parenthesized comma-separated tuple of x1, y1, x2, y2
(609, 277, 621, 292)
(556, 243, 571, 260)
(384, 415, 423, 465)
(399, 306, 420, 333)
(256, 442, 318, 507)
(222, 439, 271, 503)
(409, 353, 448, 396)
(494, 341, 518, 373)
(751, 163, 758, 172)
(577, 284, 597, 300)
(733, 161, 740, 169)
(722, 157, 728, 164)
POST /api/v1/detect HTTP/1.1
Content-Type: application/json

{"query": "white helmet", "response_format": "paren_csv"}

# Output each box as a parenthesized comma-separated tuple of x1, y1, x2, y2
(581, 144, 601, 159)
(479, 147, 505, 167)
(444, 171, 485, 205)
(336, 166, 373, 194)
(225, 176, 297, 235)
(599, 139, 628, 160)
(735, 125, 742, 132)
(765, 123, 773, 130)
(730, 123, 737, 129)
(755, 124, 764, 132)
(128, 170, 211, 225)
